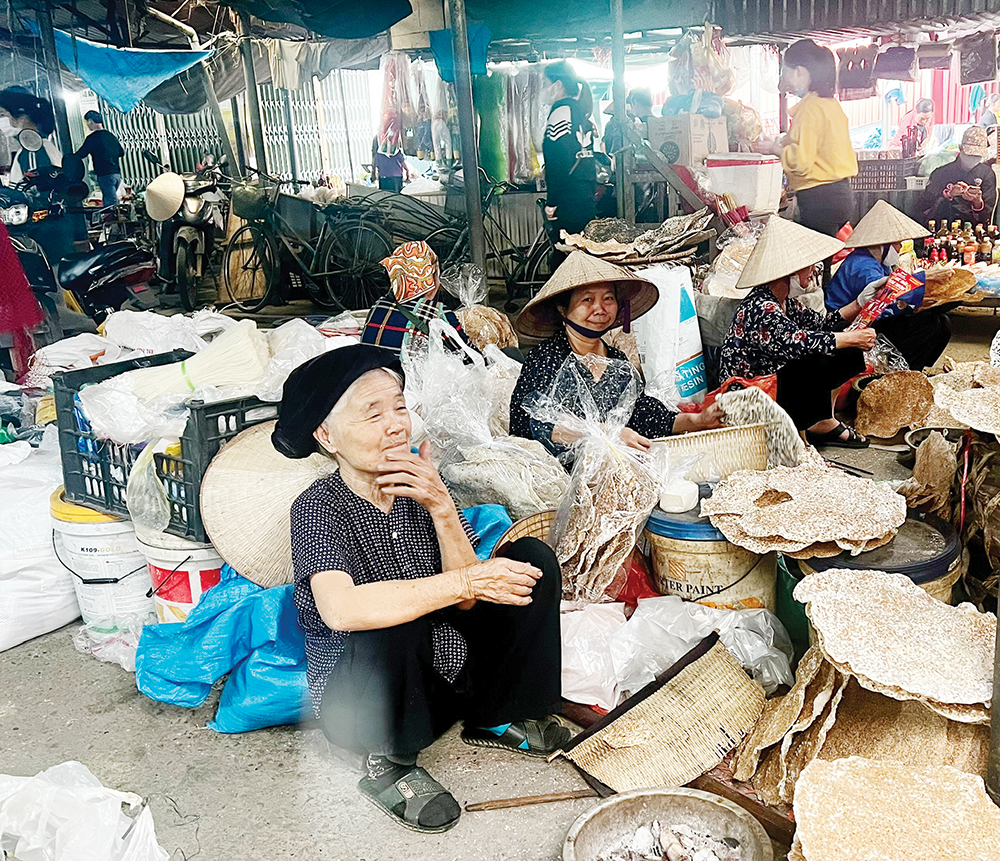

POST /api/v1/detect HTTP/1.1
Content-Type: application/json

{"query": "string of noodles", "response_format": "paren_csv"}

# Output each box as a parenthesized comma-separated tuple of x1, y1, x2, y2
(125, 319, 271, 402)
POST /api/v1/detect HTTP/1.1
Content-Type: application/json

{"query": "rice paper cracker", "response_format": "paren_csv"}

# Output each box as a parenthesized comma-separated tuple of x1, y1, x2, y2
(793, 757, 1000, 861)
(855, 371, 934, 439)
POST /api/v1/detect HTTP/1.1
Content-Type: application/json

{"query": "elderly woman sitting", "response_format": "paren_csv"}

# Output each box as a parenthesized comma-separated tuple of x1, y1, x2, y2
(273, 345, 567, 834)
(509, 252, 722, 460)
(718, 217, 877, 447)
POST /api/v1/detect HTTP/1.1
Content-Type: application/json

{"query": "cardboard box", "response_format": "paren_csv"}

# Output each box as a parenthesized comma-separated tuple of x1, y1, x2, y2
(646, 115, 729, 166)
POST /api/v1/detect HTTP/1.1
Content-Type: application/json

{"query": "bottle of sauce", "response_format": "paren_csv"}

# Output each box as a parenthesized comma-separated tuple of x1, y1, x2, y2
(979, 228, 992, 263)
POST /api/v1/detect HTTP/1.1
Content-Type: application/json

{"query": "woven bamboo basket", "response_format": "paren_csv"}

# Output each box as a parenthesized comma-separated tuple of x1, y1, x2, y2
(653, 423, 767, 481)
(557, 636, 765, 793)
(491, 509, 556, 557)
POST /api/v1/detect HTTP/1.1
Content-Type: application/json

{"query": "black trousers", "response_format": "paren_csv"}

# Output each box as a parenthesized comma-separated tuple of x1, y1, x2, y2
(873, 311, 951, 372)
(318, 537, 563, 758)
(795, 179, 855, 238)
(378, 176, 404, 193)
(777, 348, 866, 430)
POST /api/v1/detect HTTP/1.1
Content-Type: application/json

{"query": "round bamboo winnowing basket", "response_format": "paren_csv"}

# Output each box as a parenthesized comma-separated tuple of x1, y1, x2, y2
(490, 509, 556, 558)
(654, 423, 768, 481)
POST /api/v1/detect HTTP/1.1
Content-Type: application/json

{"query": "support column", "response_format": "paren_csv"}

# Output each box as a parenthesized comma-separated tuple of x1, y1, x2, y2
(231, 98, 247, 172)
(447, 0, 486, 271)
(337, 69, 356, 181)
(37, 1, 73, 155)
(282, 89, 298, 180)
(611, 0, 627, 221)
(237, 11, 268, 175)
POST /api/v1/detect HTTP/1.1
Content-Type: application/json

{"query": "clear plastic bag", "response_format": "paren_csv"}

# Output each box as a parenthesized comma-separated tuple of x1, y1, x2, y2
(440, 263, 489, 307)
(483, 344, 522, 436)
(72, 613, 156, 673)
(125, 441, 170, 531)
(608, 594, 794, 697)
(524, 355, 659, 602)
(441, 264, 518, 351)
(866, 333, 910, 375)
(0, 761, 169, 861)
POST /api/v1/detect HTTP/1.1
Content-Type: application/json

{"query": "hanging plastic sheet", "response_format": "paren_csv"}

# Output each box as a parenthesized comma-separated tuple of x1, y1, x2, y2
(45, 27, 211, 113)
(428, 25, 490, 84)
(223, 0, 411, 40)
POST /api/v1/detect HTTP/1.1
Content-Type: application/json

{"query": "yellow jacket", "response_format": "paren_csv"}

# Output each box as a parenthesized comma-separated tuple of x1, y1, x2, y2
(782, 93, 858, 192)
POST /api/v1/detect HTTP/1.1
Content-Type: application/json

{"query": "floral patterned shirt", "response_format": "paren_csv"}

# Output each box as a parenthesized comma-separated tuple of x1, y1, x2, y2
(718, 285, 846, 379)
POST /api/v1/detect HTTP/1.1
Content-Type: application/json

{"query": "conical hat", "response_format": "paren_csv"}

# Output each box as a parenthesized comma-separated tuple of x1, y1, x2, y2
(515, 250, 659, 339)
(145, 172, 185, 222)
(846, 199, 931, 248)
(200, 421, 338, 588)
(735, 217, 845, 291)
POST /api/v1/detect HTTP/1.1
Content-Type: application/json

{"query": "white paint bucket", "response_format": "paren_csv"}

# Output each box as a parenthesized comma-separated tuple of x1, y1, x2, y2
(135, 529, 224, 624)
(50, 489, 153, 631)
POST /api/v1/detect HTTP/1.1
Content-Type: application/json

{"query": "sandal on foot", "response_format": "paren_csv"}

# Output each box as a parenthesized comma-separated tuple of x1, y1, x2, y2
(357, 766, 461, 833)
(805, 422, 869, 449)
(461, 717, 572, 758)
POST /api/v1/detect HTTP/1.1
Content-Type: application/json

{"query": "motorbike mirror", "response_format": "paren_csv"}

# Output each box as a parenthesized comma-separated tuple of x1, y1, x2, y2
(142, 150, 161, 165)
(17, 128, 43, 153)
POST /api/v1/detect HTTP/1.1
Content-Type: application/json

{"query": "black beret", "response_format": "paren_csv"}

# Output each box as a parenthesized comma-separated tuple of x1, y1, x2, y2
(272, 344, 403, 459)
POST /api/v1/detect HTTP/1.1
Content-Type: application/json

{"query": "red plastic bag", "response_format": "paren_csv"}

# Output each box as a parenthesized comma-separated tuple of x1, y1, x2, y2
(605, 547, 658, 608)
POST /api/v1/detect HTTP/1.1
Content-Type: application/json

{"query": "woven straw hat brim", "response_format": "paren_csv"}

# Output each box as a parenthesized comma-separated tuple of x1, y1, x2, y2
(515, 250, 659, 339)
(145, 172, 185, 222)
(846, 199, 931, 248)
(200, 421, 338, 588)
(735, 217, 845, 292)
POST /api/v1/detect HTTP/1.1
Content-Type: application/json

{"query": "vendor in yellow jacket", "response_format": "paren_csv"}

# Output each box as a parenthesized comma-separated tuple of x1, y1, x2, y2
(759, 40, 858, 238)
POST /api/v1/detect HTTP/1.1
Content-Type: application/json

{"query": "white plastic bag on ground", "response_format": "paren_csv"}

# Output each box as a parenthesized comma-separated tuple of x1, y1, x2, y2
(0, 761, 168, 861)
(72, 613, 155, 673)
(0, 427, 80, 653)
(560, 602, 629, 711)
(256, 320, 357, 402)
(633, 264, 708, 404)
(608, 595, 793, 696)
(101, 310, 209, 355)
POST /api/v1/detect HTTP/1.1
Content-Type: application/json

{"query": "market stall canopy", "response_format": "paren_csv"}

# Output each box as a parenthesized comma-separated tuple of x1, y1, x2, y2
(221, 0, 412, 39)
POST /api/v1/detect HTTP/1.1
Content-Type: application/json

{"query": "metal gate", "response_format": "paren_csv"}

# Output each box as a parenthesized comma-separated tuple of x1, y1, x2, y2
(100, 101, 225, 189)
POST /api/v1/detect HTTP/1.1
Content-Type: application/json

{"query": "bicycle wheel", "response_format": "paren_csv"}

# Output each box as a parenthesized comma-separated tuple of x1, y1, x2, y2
(320, 222, 393, 310)
(224, 224, 275, 312)
(506, 238, 553, 310)
(424, 225, 469, 270)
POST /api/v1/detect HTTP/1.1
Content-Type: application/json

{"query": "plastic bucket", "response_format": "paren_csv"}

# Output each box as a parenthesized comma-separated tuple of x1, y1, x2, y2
(135, 529, 224, 623)
(643, 501, 777, 611)
(50, 488, 153, 631)
(800, 512, 962, 604)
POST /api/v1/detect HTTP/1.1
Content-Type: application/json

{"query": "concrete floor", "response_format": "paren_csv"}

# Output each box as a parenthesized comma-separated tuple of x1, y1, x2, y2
(1, 306, 994, 860)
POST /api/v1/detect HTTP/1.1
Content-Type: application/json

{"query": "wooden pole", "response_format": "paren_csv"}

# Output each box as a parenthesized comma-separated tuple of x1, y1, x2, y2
(237, 11, 268, 175)
(611, 0, 627, 221)
(447, 0, 486, 271)
(37, 1, 73, 155)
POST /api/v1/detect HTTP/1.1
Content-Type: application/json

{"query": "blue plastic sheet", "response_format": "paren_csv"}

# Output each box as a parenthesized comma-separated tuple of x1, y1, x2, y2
(135, 504, 513, 733)
(50, 28, 210, 113)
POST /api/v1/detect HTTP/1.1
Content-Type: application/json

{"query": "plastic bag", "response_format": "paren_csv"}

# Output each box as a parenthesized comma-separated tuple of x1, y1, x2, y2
(484, 344, 522, 436)
(441, 265, 518, 351)
(866, 333, 910, 375)
(0, 761, 169, 861)
(524, 355, 659, 602)
(560, 601, 629, 711)
(256, 319, 356, 402)
(101, 309, 209, 355)
(0, 426, 80, 654)
(125, 441, 170, 531)
(633, 264, 707, 404)
(72, 613, 155, 673)
(608, 594, 794, 697)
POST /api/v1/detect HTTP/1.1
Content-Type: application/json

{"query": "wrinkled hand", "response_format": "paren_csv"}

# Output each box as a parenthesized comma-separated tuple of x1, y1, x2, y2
(858, 275, 889, 306)
(620, 427, 652, 452)
(551, 423, 584, 446)
(376, 441, 451, 515)
(458, 558, 542, 605)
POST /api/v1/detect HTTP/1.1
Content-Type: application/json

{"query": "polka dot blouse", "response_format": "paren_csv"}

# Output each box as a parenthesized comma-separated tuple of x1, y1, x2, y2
(291, 471, 479, 717)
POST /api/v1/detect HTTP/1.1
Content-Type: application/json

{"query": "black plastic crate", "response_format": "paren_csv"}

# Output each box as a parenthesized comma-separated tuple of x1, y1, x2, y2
(54, 350, 279, 543)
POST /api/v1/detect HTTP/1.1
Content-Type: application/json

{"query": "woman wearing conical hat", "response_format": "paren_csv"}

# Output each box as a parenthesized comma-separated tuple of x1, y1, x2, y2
(509, 251, 723, 461)
(718, 217, 877, 448)
(827, 200, 950, 371)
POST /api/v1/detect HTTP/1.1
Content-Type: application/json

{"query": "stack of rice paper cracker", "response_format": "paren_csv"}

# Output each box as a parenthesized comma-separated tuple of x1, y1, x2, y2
(854, 370, 934, 438)
(700, 461, 907, 558)
(925, 359, 1000, 429)
(791, 758, 1000, 861)
(732, 570, 993, 813)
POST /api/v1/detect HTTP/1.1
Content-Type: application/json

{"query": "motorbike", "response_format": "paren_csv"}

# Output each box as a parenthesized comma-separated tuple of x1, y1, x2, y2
(142, 150, 228, 312)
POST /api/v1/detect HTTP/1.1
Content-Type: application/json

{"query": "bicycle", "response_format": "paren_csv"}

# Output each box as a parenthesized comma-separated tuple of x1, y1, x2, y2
(421, 169, 555, 310)
(223, 166, 393, 313)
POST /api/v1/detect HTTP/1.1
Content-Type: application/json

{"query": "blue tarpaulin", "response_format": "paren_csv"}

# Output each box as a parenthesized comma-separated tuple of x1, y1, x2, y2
(49, 28, 211, 113)
(134, 505, 513, 733)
